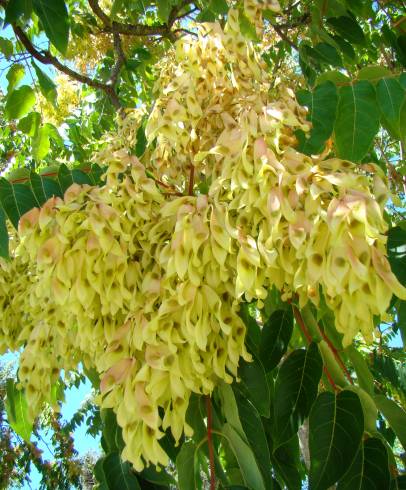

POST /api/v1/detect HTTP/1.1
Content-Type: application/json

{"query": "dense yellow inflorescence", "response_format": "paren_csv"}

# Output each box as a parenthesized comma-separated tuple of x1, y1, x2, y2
(1, 6, 405, 471)
(38, 75, 80, 127)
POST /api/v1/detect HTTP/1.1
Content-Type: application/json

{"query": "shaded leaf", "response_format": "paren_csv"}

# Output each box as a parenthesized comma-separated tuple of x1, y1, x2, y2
(296, 81, 338, 155)
(327, 16, 366, 44)
(4, 0, 32, 24)
(374, 395, 406, 451)
(273, 343, 323, 449)
(32, 61, 57, 105)
(334, 81, 379, 162)
(29, 171, 63, 204)
(0, 207, 9, 259)
(102, 452, 141, 490)
(269, 433, 302, 490)
(0, 178, 37, 229)
(309, 391, 364, 490)
(140, 465, 176, 486)
(387, 225, 406, 286)
(337, 437, 390, 490)
(177, 441, 198, 490)
(376, 78, 405, 139)
(260, 308, 294, 372)
(237, 355, 270, 417)
(33, 0, 69, 54)
(239, 302, 261, 355)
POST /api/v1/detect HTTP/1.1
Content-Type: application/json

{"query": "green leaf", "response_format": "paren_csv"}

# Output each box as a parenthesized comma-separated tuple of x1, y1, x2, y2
(32, 125, 51, 160)
(29, 171, 63, 204)
(0, 178, 37, 229)
(358, 66, 392, 82)
(312, 42, 343, 67)
(0, 37, 14, 58)
(332, 35, 356, 60)
(17, 111, 41, 137)
(4, 0, 32, 24)
(101, 409, 120, 453)
(327, 16, 366, 44)
(270, 435, 302, 490)
(296, 81, 338, 155)
(32, 61, 57, 105)
(140, 465, 176, 486)
(391, 475, 406, 490)
(218, 382, 246, 437)
(156, 0, 172, 23)
(273, 343, 323, 449)
(337, 438, 390, 490)
(5, 379, 33, 442)
(111, 0, 124, 17)
(345, 346, 374, 396)
(309, 391, 364, 490)
(334, 81, 380, 162)
(209, 0, 228, 15)
(239, 302, 261, 355)
(44, 123, 64, 146)
(6, 64, 25, 93)
(5, 85, 36, 120)
(196, 8, 216, 22)
(57, 163, 74, 192)
(387, 225, 406, 286)
(33, 0, 69, 54)
(222, 423, 266, 490)
(260, 308, 293, 372)
(239, 12, 259, 42)
(376, 78, 405, 140)
(374, 395, 406, 451)
(102, 452, 141, 490)
(237, 356, 270, 417)
(399, 73, 406, 89)
(0, 207, 9, 259)
(234, 394, 273, 489)
(316, 70, 350, 85)
(177, 441, 198, 490)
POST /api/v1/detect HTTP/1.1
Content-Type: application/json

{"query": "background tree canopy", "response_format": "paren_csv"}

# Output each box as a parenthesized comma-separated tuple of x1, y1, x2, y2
(0, 0, 405, 489)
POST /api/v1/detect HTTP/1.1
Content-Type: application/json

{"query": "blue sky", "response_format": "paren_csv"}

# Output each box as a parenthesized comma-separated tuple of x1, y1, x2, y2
(1, 26, 101, 490)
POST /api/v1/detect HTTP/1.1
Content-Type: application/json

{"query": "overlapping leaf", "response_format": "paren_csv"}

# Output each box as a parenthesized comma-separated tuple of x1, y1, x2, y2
(337, 438, 390, 490)
(309, 390, 364, 490)
(334, 81, 380, 162)
(272, 342, 323, 449)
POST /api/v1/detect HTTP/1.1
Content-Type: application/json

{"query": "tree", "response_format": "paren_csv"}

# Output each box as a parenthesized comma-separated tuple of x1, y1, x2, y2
(0, 0, 405, 488)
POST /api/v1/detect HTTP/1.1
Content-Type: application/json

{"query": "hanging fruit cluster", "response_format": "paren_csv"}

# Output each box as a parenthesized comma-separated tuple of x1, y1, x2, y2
(1, 5, 405, 471)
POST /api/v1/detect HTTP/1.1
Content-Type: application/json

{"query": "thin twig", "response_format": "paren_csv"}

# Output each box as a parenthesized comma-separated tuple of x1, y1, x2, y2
(188, 165, 195, 195)
(292, 304, 337, 391)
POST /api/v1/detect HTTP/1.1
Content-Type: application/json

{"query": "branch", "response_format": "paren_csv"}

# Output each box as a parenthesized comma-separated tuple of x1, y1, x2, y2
(90, 0, 196, 38)
(10, 22, 122, 108)
(292, 304, 338, 391)
(272, 23, 299, 51)
(87, 0, 126, 87)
